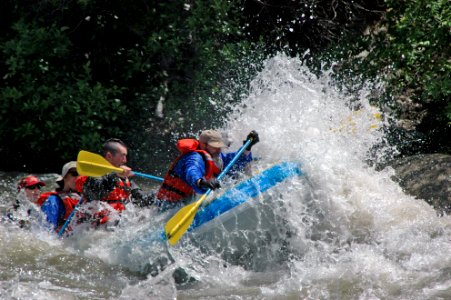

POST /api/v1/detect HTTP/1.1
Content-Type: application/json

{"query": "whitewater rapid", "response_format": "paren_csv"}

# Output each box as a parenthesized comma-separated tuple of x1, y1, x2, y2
(1, 54, 450, 299)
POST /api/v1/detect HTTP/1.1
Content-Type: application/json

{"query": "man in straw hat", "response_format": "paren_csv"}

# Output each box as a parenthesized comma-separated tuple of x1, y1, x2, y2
(156, 129, 259, 205)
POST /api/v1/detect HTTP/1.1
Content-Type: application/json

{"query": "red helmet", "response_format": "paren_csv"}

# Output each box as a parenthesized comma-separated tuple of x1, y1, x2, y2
(17, 175, 46, 190)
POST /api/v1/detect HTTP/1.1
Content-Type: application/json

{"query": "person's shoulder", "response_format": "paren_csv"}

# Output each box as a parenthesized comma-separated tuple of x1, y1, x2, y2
(176, 152, 204, 170)
(36, 191, 58, 205)
(181, 151, 203, 161)
(47, 193, 64, 203)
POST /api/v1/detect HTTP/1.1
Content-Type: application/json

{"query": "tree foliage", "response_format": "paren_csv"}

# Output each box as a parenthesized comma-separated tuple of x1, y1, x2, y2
(240, 0, 385, 54)
(0, 0, 448, 172)
(0, 0, 259, 172)
(315, 0, 450, 154)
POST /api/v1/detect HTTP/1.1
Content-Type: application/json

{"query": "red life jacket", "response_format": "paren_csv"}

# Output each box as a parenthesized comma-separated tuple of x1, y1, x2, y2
(75, 176, 88, 194)
(60, 196, 80, 221)
(101, 177, 131, 212)
(105, 178, 131, 201)
(57, 194, 81, 233)
(37, 191, 57, 206)
(76, 175, 131, 226)
(76, 175, 131, 212)
(92, 179, 130, 225)
(156, 139, 221, 202)
(37, 191, 80, 231)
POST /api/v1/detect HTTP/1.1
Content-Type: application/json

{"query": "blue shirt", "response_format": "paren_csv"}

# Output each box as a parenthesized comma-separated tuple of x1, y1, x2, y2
(41, 195, 65, 230)
(172, 150, 253, 194)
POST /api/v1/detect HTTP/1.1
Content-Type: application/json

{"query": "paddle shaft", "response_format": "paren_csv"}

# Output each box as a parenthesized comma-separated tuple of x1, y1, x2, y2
(166, 139, 252, 241)
(133, 171, 163, 182)
(217, 139, 252, 181)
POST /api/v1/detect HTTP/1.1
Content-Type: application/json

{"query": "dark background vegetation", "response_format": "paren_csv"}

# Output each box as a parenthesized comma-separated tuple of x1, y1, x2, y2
(0, 0, 449, 174)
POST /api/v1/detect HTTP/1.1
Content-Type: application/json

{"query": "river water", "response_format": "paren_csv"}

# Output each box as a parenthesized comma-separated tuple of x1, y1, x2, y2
(1, 54, 450, 299)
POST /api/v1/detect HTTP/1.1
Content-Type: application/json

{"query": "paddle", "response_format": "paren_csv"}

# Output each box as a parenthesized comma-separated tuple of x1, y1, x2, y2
(165, 138, 253, 246)
(77, 150, 163, 182)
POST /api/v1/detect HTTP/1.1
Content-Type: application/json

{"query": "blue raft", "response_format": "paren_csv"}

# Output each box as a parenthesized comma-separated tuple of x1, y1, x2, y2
(189, 161, 302, 232)
(138, 161, 303, 245)
(150, 161, 302, 243)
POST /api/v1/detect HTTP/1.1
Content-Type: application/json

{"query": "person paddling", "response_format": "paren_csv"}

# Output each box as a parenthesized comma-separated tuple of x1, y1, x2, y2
(156, 129, 259, 207)
(76, 138, 154, 226)
(38, 161, 81, 233)
(5, 175, 46, 228)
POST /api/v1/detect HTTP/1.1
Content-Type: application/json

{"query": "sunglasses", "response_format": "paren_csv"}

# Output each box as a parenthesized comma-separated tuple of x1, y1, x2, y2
(26, 185, 42, 190)
(67, 170, 79, 177)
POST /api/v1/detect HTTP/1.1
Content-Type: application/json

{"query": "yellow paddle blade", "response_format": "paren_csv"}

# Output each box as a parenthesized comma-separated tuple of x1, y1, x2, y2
(76, 150, 124, 177)
(165, 194, 207, 246)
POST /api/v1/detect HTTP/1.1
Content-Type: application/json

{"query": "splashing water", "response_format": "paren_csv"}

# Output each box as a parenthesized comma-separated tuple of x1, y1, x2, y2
(1, 54, 450, 299)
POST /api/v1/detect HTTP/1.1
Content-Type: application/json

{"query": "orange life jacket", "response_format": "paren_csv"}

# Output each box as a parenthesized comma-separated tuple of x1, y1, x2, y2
(156, 139, 221, 202)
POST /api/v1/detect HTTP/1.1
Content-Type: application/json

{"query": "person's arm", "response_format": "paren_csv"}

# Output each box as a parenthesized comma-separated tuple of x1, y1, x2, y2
(40, 195, 65, 231)
(129, 181, 155, 207)
(222, 130, 259, 175)
(176, 152, 207, 194)
(83, 174, 117, 202)
(221, 151, 253, 175)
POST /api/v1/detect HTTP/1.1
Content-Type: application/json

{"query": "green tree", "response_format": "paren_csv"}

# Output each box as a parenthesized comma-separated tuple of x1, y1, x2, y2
(0, 1, 260, 172)
(316, 0, 450, 154)
(0, 19, 126, 171)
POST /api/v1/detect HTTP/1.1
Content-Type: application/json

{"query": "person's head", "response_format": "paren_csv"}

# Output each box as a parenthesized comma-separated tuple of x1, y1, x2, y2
(56, 161, 78, 192)
(17, 175, 45, 203)
(102, 138, 128, 167)
(199, 130, 226, 157)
